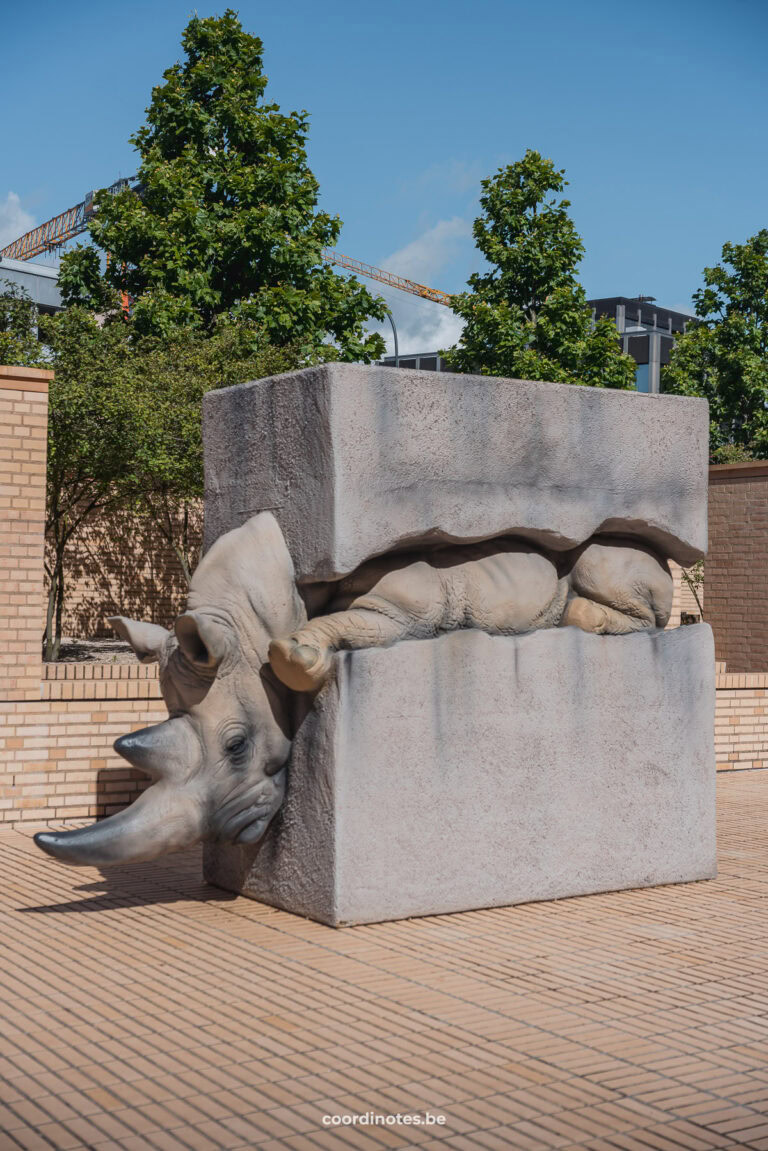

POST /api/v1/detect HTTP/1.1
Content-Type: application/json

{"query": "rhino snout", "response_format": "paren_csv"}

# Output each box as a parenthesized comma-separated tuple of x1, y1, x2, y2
(210, 767, 288, 845)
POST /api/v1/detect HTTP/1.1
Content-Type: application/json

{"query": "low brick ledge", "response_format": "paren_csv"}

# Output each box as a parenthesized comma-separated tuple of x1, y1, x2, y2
(40, 661, 160, 701)
(28, 657, 768, 705)
(43, 662, 158, 680)
(39, 659, 765, 688)
(717, 672, 768, 690)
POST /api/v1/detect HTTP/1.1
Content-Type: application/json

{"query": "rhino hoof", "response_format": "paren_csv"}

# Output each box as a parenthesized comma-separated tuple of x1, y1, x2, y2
(268, 637, 331, 692)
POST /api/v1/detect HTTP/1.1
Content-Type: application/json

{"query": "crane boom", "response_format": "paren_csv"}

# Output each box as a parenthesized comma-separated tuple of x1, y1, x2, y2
(0, 183, 453, 307)
(0, 179, 135, 262)
(321, 251, 452, 306)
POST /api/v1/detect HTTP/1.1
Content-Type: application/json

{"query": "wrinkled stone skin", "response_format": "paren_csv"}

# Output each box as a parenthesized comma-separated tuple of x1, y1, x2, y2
(34, 514, 307, 867)
(34, 514, 672, 867)
(268, 536, 673, 692)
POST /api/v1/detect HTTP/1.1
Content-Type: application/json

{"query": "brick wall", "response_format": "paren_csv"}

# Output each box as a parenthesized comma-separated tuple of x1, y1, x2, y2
(0, 365, 762, 828)
(1, 664, 162, 824)
(669, 561, 704, 628)
(0, 366, 50, 699)
(60, 508, 705, 642)
(707, 463, 768, 672)
(57, 502, 201, 638)
(0, 366, 163, 825)
(716, 671, 768, 771)
(2, 657, 764, 826)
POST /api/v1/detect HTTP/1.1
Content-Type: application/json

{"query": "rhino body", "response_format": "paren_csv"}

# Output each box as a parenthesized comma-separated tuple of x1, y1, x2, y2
(35, 513, 673, 867)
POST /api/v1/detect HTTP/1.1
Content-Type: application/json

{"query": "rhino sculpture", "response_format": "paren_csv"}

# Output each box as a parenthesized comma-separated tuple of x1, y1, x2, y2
(34, 512, 672, 867)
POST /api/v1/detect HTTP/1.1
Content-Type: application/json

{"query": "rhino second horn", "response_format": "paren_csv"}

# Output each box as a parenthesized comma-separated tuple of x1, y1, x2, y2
(113, 719, 191, 780)
(34, 783, 202, 867)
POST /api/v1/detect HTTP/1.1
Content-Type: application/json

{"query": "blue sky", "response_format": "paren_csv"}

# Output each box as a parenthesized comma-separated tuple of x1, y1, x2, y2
(2, 0, 766, 353)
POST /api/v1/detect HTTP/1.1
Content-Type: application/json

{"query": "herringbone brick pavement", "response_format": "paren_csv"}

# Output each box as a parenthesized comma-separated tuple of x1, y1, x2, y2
(2, 771, 768, 1150)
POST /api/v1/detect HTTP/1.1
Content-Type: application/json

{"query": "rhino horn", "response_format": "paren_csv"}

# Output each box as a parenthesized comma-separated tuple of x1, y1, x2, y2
(34, 782, 202, 867)
(113, 719, 191, 780)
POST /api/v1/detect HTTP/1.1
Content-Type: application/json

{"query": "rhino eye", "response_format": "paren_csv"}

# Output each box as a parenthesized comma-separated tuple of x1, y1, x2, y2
(225, 735, 249, 760)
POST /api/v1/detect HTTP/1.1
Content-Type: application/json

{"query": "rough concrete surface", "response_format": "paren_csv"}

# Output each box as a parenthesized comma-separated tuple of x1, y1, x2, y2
(205, 623, 716, 926)
(203, 363, 709, 579)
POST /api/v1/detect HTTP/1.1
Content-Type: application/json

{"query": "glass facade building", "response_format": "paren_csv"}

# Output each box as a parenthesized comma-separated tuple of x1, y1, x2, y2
(381, 297, 696, 393)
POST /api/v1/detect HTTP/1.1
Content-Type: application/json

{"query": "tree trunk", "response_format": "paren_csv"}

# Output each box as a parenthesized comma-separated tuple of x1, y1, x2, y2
(53, 555, 65, 660)
(43, 542, 66, 661)
(43, 571, 58, 662)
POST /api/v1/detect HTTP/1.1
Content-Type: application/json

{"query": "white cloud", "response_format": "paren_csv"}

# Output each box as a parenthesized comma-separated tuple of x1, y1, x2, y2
(361, 218, 476, 357)
(0, 192, 35, 250)
(357, 217, 474, 357)
(370, 285, 464, 358)
(382, 217, 471, 285)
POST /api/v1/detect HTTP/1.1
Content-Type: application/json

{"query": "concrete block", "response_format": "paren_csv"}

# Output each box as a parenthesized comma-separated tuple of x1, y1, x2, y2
(204, 623, 716, 926)
(203, 363, 709, 578)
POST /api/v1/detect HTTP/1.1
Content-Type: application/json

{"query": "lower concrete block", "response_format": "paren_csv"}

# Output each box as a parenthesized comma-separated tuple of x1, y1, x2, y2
(204, 624, 716, 926)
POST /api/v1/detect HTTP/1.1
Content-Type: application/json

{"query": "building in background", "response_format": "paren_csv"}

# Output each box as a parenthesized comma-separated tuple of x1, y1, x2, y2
(382, 296, 695, 393)
(0, 256, 62, 316)
(589, 297, 693, 393)
(0, 264, 695, 395)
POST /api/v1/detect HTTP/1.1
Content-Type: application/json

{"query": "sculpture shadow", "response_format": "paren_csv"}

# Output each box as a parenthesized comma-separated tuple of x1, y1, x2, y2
(21, 846, 236, 914)
(96, 766, 152, 819)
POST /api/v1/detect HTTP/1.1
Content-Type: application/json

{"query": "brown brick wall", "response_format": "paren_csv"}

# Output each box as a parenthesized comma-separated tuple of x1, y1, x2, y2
(0, 366, 161, 825)
(1, 658, 763, 826)
(0, 366, 761, 828)
(56, 501, 201, 638)
(1, 668, 162, 824)
(707, 463, 768, 672)
(64, 508, 700, 641)
(715, 672, 768, 771)
(0, 367, 51, 700)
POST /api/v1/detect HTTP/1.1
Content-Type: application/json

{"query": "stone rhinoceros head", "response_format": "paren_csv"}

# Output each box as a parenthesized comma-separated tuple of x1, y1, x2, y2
(35, 513, 307, 867)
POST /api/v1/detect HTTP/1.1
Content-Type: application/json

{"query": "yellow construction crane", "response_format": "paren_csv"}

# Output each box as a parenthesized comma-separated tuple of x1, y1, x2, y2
(0, 182, 453, 308)
(320, 251, 452, 307)
(0, 179, 134, 262)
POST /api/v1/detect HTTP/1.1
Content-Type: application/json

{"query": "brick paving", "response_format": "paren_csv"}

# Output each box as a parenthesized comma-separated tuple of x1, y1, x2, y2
(2, 772, 768, 1151)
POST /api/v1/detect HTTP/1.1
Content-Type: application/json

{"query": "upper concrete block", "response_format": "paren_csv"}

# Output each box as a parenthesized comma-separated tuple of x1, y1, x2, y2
(203, 363, 709, 580)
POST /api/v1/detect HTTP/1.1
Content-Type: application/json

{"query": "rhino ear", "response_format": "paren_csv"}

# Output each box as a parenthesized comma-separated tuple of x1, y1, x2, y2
(108, 617, 171, 664)
(175, 611, 230, 671)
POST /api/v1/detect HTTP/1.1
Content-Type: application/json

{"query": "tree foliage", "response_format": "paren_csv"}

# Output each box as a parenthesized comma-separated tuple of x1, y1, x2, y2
(39, 308, 138, 660)
(118, 323, 302, 582)
(57, 248, 118, 314)
(662, 230, 768, 459)
(62, 9, 385, 359)
(444, 150, 636, 389)
(39, 305, 302, 657)
(41, 10, 391, 657)
(0, 279, 44, 367)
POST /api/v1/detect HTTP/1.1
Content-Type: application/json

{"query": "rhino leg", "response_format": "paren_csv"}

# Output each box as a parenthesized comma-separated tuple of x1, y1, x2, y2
(269, 562, 445, 691)
(561, 596, 653, 634)
(563, 542, 673, 634)
(269, 547, 568, 692)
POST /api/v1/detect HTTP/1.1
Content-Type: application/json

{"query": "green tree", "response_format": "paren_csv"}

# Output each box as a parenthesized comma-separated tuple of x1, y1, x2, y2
(39, 307, 302, 657)
(0, 279, 44, 367)
(443, 150, 636, 389)
(62, 9, 385, 359)
(121, 324, 301, 583)
(39, 309, 137, 660)
(662, 230, 768, 459)
(57, 248, 118, 314)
